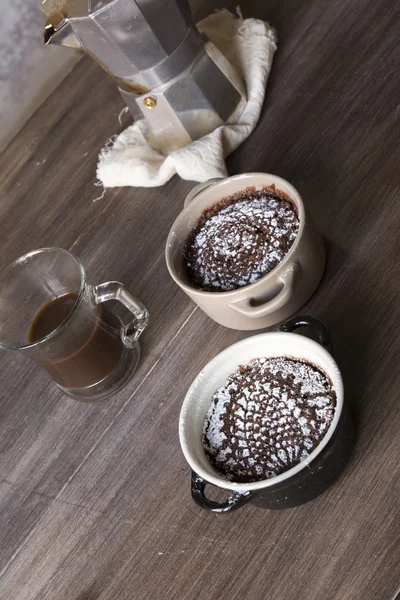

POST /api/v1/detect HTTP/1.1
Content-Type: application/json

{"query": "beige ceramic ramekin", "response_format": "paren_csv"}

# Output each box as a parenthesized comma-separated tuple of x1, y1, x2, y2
(166, 173, 325, 330)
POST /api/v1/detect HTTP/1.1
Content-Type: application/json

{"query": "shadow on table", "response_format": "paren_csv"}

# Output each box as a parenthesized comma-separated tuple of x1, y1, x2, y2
(326, 293, 367, 433)
(74, 586, 100, 600)
(192, 0, 293, 29)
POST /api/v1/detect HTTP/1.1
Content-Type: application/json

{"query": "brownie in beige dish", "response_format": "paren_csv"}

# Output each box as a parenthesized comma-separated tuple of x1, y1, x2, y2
(202, 356, 336, 483)
(166, 173, 326, 330)
(184, 186, 300, 292)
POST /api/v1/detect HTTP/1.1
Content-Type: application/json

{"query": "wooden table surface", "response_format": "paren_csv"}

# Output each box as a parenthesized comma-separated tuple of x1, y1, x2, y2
(1, 1, 399, 599)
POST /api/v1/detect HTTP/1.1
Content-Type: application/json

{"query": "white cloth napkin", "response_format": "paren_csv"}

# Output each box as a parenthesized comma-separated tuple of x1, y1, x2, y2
(96, 9, 277, 188)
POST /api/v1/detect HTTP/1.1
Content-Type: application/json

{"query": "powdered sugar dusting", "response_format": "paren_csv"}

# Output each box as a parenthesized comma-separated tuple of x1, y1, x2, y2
(202, 357, 336, 483)
(184, 187, 299, 292)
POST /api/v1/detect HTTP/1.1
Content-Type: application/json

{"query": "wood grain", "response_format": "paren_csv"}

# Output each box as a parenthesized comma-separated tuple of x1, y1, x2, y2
(0, 0, 399, 599)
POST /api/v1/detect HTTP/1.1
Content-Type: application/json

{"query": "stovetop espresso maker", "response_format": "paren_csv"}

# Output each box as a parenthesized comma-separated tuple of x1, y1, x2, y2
(42, 0, 246, 151)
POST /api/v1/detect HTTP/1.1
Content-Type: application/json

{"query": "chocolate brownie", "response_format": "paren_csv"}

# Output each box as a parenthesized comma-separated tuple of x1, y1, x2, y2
(202, 357, 336, 483)
(184, 186, 299, 292)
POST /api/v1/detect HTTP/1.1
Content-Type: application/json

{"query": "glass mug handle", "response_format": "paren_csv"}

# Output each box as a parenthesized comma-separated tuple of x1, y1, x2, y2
(93, 282, 149, 348)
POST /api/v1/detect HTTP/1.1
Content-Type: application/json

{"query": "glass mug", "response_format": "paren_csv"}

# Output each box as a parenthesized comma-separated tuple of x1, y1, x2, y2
(0, 248, 149, 401)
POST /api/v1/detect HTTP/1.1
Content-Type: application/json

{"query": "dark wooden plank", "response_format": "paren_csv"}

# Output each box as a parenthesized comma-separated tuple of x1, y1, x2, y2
(1, 310, 399, 600)
(0, 237, 196, 569)
(0, 38, 195, 573)
(0, 62, 197, 573)
(0, 0, 399, 598)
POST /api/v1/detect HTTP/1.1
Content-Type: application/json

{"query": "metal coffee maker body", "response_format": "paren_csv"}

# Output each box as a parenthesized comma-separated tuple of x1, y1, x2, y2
(43, 0, 246, 152)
